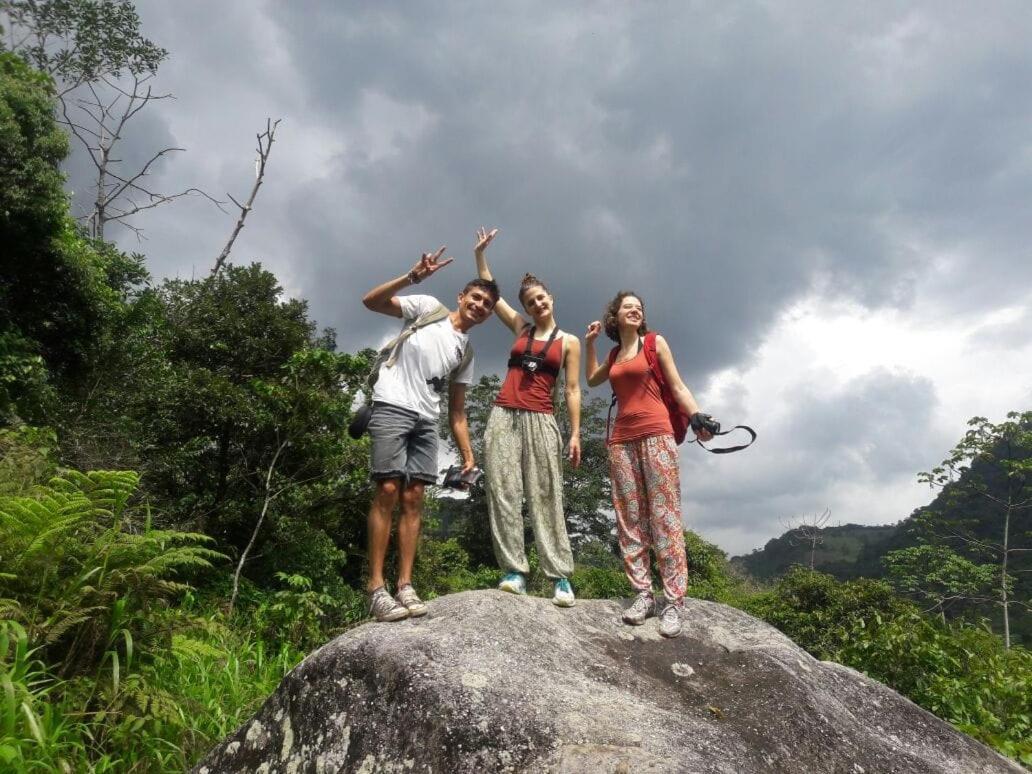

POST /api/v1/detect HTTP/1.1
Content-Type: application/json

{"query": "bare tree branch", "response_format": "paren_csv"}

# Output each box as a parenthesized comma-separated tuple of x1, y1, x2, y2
(781, 508, 831, 569)
(212, 118, 282, 275)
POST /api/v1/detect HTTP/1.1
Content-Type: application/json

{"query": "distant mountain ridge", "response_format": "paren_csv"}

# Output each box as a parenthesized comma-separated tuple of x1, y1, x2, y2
(731, 523, 900, 582)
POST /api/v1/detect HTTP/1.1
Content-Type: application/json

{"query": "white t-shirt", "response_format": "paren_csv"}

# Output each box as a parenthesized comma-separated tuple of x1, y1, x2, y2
(372, 295, 475, 420)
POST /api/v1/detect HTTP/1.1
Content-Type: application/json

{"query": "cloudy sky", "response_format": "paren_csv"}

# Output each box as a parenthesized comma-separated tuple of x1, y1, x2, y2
(60, 1, 1032, 556)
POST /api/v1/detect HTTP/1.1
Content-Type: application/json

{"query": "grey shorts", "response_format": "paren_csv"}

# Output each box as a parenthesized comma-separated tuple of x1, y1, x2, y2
(368, 402, 439, 485)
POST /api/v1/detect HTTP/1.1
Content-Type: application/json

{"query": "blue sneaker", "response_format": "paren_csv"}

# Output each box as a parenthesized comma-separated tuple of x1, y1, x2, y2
(552, 578, 575, 608)
(498, 572, 526, 595)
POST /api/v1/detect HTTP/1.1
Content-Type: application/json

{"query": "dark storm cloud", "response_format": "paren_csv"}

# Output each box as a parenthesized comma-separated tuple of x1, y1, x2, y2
(104, 2, 1032, 367)
(56, 2, 1032, 551)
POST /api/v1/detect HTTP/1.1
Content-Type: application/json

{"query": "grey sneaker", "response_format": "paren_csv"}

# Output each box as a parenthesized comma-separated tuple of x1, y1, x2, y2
(622, 591, 655, 625)
(659, 600, 683, 638)
(369, 586, 409, 622)
(395, 584, 428, 617)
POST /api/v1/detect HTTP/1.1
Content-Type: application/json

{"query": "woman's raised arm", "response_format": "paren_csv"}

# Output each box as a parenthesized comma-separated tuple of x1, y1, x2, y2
(474, 227, 525, 336)
(584, 321, 611, 387)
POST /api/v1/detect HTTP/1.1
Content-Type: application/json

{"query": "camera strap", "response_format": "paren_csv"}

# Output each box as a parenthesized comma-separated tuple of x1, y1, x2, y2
(691, 425, 757, 454)
(507, 324, 560, 376)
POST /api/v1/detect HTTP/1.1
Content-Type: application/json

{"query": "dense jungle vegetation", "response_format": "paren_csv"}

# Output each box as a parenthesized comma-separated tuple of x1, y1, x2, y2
(1, 3, 1029, 770)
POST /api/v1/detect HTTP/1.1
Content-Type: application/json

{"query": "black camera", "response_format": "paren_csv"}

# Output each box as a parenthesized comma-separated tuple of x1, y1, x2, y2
(690, 412, 721, 435)
(521, 354, 543, 373)
(441, 465, 484, 489)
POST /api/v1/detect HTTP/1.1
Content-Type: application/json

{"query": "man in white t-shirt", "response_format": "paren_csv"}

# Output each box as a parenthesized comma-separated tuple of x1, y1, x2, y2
(361, 246, 499, 622)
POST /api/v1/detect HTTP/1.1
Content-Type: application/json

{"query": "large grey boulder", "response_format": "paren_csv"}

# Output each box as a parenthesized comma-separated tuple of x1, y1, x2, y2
(194, 590, 1022, 773)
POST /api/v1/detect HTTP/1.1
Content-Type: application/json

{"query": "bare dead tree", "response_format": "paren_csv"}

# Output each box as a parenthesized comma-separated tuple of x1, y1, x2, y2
(781, 508, 832, 569)
(62, 73, 225, 239)
(212, 118, 282, 275)
(2, 1, 221, 239)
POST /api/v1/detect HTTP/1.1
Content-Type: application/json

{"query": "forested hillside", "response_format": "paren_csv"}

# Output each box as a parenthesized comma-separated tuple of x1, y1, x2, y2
(1, 3, 1029, 770)
(732, 523, 898, 581)
(733, 416, 1032, 647)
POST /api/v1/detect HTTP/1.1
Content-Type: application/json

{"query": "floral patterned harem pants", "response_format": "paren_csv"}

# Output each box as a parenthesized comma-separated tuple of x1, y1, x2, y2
(608, 433, 688, 602)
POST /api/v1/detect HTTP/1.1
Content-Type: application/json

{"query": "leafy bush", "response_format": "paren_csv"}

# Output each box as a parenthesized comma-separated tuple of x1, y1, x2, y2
(841, 616, 1032, 765)
(745, 567, 1032, 766)
(684, 530, 743, 603)
(412, 538, 497, 595)
(744, 566, 912, 660)
(570, 566, 632, 599)
(1, 610, 304, 772)
(250, 572, 365, 651)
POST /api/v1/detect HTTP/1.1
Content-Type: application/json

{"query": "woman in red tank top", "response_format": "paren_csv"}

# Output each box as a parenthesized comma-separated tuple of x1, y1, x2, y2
(474, 227, 581, 608)
(584, 291, 713, 638)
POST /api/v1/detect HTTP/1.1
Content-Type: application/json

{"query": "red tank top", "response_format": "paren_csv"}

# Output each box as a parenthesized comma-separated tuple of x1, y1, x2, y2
(608, 347, 672, 444)
(494, 329, 564, 413)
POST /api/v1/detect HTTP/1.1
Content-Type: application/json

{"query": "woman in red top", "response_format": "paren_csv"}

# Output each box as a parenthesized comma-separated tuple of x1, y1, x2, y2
(585, 291, 712, 637)
(474, 227, 581, 607)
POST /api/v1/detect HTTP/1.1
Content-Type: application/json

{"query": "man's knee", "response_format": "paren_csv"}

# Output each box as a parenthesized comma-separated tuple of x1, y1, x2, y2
(400, 481, 426, 514)
(373, 478, 402, 507)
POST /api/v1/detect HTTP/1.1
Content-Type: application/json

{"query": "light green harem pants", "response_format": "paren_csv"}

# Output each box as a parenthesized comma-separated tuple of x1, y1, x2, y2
(483, 405, 574, 579)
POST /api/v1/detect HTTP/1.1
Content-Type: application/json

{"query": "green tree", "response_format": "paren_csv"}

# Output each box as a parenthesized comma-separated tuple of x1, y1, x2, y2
(0, 50, 146, 423)
(883, 544, 996, 622)
(227, 348, 368, 613)
(110, 265, 373, 595)
(0, 0, 165, 88)
(918, 413, 1032, 648)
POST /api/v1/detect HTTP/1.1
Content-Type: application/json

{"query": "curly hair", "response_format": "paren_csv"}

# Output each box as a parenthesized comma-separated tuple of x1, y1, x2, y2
(517, 273, 550, 308)
(603, 290, 647, 342)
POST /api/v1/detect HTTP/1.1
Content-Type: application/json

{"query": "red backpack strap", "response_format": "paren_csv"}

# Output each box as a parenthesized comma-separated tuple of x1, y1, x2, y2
(641, 332, 662, 384)
(606, 345, 620, 369)
(642, 332, 690, 445)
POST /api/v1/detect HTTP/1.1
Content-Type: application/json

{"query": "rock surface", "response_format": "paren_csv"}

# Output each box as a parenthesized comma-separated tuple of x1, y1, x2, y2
(194, 590, 1023, 773)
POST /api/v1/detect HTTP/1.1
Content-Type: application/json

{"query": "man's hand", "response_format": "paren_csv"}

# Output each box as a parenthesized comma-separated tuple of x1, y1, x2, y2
(585, 321, 602, 342)
(409, 246, 453, 283)
(567, 435, 581, 468)
(474, 226, 499, 255)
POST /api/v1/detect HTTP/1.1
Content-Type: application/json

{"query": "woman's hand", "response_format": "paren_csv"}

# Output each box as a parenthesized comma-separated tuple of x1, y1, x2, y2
(409, 246, 453, 282)
(585, 321, 602, 342)
(474, 227, 498, 255)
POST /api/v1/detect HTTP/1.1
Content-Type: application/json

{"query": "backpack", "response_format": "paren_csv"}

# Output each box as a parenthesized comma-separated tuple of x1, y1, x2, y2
(606, 331, 690, 445)
(348, 303, 472, 439)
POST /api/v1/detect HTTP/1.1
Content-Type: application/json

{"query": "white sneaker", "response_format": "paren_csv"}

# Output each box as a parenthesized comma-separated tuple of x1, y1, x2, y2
(552, 578, 575, 608)
(498, 572, 527, 594)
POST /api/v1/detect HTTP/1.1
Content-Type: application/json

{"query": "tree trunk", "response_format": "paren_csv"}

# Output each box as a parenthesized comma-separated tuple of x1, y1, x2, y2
(1001, 499, 1011, 650)
(228, 439, 287, 615)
